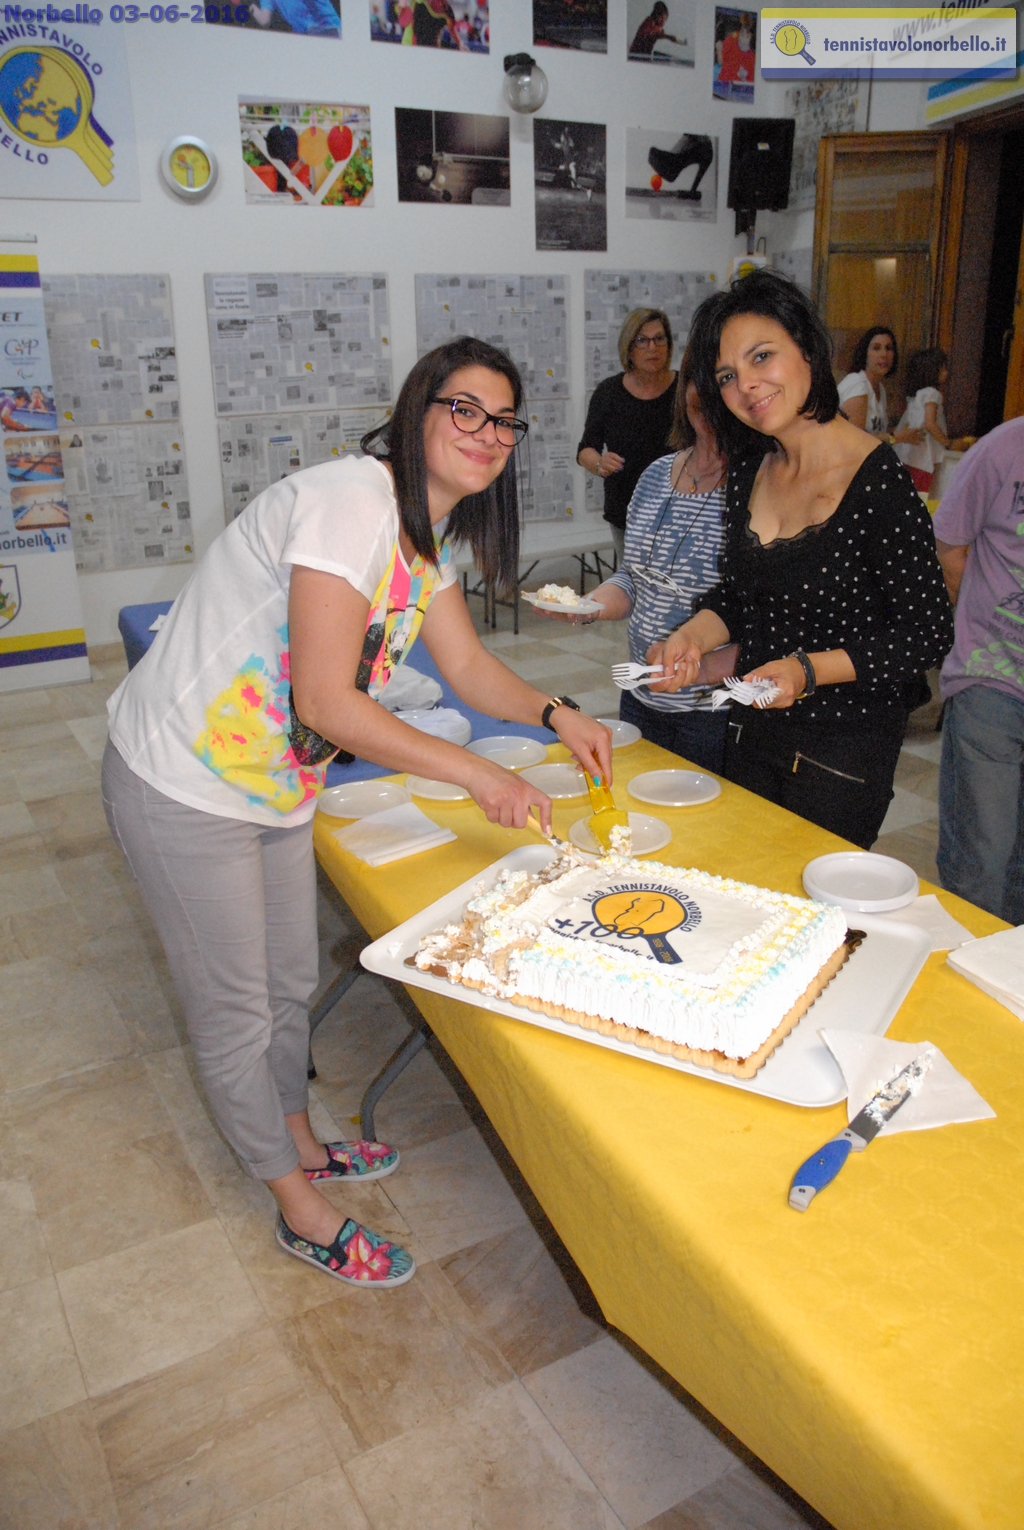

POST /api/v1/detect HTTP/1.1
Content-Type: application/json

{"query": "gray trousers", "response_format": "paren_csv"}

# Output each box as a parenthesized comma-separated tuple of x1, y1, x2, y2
(101, 741, 319, 1181)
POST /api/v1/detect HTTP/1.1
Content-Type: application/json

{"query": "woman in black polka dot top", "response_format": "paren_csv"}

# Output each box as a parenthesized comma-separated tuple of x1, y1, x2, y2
(650, 272, 953, 848)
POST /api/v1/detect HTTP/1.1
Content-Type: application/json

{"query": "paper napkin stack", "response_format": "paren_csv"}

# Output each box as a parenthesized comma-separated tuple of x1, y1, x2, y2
(947, 926, 1024, 1021)
(332, 803, 456, 868)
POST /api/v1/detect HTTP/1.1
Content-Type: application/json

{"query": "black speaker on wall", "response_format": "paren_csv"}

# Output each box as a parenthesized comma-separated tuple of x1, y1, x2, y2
(727, 118, 796, 242)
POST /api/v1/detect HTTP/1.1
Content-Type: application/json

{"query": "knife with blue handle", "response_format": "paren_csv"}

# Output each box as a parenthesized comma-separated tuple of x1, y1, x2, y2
(788, 1051, 933, 1211)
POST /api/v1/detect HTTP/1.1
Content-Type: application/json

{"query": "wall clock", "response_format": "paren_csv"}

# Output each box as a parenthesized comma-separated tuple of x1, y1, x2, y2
(161, 137, 217, 201)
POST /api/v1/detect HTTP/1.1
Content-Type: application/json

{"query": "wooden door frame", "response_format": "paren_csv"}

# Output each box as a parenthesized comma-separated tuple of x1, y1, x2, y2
(934, 98, 1024, 354)
(812, 131, 950, 322)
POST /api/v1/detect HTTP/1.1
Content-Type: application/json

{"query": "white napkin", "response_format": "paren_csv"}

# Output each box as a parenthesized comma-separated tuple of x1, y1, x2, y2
(947, 925, 1024, 1021)
(332, 802, 456, 868)
(378, 665, 444, 713)
(879, 894, 974, 953)
(820, 1030, 995, 1135)
(148, 612, 167, 632)
(394, 707, 472, 746)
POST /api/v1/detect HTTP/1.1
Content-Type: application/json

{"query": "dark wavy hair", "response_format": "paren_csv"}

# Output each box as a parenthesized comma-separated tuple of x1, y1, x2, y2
(904, 347, 947, 398)
(361, 336, 523, 592)
(687, 271, 840, 457)
(667, 347, 723, 455)
(849, 325, 898, 377)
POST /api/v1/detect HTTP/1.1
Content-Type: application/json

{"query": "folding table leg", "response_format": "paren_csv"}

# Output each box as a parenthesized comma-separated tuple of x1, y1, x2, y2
(359, 1019, 430, 1142)
(307, 965, 364, 1079)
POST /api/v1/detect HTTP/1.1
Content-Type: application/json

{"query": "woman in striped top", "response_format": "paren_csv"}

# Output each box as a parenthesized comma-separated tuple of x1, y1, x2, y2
(567, 355, 730, 774)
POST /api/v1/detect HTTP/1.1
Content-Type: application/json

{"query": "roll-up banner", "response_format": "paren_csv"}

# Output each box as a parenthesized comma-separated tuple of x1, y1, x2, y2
(0, 250, 89, 690)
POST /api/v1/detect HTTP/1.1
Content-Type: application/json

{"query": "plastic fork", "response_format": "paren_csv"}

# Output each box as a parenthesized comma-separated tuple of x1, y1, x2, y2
(710, 677, 781, 711)
(611, 662, 664, 690)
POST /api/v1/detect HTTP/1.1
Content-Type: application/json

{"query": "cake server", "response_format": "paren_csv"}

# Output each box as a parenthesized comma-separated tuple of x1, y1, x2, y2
(788, 1050, 934, 1211)
(584, 772, 630, 851)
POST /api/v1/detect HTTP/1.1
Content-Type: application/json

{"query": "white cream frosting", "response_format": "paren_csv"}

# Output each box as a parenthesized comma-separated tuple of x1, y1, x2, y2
(415, 846, 848, 1059)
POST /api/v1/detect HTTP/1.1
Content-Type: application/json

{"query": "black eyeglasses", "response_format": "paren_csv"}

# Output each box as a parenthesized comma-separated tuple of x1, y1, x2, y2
(432, 397, 529, 447)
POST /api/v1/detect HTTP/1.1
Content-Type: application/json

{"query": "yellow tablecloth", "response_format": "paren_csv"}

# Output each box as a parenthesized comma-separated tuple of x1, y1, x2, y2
(314, 740, 1024, 1530)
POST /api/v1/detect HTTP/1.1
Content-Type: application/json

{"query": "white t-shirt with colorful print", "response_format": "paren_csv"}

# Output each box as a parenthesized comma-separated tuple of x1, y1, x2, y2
(107, 455, 458, 827)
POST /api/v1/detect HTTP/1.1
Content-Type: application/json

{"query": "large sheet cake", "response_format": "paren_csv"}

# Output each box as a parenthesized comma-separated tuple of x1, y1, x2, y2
(413, 845, 853, 1078)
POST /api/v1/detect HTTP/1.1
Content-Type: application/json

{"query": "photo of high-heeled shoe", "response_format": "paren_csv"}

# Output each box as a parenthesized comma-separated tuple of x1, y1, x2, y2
(646, 133, 714, 198)
(625, 130, 717, 223)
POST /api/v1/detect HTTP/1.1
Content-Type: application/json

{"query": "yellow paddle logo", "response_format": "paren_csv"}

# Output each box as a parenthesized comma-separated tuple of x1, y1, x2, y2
(0, 45, 113, 185)
(770, 20, 815, 66)
(554, 882, 701, 965)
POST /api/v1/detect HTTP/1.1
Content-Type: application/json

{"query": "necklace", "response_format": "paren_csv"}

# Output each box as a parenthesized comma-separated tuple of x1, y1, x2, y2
(673, 446, 725, 497)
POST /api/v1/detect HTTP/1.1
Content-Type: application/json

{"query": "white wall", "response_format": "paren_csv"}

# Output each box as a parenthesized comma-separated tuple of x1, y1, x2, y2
(4, 1, 799, 643)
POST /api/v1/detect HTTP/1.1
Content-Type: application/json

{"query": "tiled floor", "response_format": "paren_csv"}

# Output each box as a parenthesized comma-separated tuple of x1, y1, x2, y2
(0, 571, 942, 1529)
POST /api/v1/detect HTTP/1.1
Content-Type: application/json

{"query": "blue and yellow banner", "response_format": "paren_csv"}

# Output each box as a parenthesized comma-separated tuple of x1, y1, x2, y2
(0, 251, 89, 687)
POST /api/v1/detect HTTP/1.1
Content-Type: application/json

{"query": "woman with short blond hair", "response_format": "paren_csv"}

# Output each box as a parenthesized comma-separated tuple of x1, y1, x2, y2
(577, 306, 678, 562)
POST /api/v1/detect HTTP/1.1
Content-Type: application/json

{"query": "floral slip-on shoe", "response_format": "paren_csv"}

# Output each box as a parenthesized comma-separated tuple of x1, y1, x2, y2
(276, 1214, 416, 1287)
(304, 1139, 400, 1183)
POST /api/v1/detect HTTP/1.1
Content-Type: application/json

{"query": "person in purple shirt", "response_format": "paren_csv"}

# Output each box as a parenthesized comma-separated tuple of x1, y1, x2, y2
(935, 416, 1024, 923)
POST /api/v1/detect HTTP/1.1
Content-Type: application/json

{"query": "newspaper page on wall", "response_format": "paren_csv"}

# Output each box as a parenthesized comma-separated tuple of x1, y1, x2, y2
(520, 400, 575, 523)
(415, 274, 569, 398)
(205, 273, 392, 416)
(42, 273, 192, 573)
(218, 406, 389, 519)
(784, 81, 869, 213)
(43, 274, 179, 425)
(415, 273, 572, 521)
(59, 425, 191, 573)
(582, 269, 716, 510)
(0, 252, 89, 690)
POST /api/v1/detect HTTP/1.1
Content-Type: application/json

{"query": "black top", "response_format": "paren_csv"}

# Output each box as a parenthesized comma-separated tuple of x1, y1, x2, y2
(694, 443, 954, 730)
(577, 372, 678, 529)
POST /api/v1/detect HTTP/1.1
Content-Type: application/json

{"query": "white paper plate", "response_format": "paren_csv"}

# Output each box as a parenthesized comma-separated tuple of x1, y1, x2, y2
(405, 775, 472, 802)
(465, 735, 548, 769)
(522, 591, 604, 616)
(520, 762, 587, 798)
(803, 852, 919, 913)
(568, 811, 671, 856)
(628, 770, 722, 808)
(597, 718, 642, 748)
(317, 780, 411, 819)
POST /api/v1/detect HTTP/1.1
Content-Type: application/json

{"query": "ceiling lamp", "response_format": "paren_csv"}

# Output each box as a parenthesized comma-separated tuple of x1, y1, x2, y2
(502, 54, 549, 115)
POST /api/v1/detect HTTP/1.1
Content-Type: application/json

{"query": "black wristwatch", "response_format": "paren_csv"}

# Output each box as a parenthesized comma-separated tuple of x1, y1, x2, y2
(541, 695, 581, 731)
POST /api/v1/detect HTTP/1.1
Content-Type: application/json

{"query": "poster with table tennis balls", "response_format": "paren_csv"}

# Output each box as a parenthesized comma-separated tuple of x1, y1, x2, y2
(239, 100, 372, 208)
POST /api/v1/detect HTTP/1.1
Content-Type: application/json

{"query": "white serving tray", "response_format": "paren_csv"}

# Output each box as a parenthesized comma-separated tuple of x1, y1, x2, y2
(360, 847, 931, 1109)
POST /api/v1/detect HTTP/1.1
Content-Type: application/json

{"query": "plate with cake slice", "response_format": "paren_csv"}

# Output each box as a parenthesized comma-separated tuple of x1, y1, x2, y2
(361, 844, 931, 1108)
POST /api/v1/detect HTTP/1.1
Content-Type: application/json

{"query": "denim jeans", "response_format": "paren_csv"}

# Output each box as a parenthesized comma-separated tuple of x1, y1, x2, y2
(938, 684, 1024, 924)
(619, 689, 729, 776)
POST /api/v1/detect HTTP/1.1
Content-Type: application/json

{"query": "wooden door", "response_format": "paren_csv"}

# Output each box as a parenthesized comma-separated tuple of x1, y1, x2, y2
(813, 132, 950, 398)
(1004, 211, 1024, 420)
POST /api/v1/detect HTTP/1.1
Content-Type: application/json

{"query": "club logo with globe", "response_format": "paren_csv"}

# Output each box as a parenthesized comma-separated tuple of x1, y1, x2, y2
(0, 46, 113, 185)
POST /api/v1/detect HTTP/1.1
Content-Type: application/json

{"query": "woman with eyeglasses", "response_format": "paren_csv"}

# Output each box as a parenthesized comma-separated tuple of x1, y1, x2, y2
(577, 307, 679, 564)
(101, 337, 612, 1291)
(561, 353, 730, 774)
